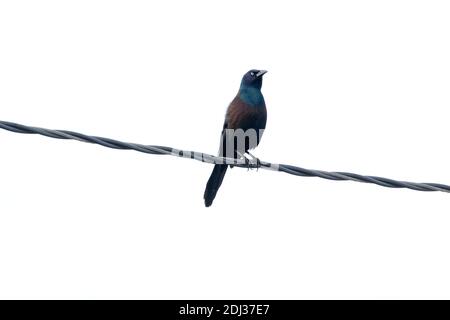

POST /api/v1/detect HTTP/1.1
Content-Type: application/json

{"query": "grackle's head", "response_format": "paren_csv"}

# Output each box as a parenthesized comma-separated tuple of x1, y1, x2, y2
(240, 69, 267, 90)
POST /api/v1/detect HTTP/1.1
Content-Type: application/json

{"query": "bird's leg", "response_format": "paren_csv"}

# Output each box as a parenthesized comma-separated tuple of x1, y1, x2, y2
(236, 151, 251, 171)
(244, 151, 261, 171)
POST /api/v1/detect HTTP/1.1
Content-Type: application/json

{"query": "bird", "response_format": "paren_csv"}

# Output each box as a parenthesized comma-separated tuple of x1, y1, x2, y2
(204, 69, 268, 207)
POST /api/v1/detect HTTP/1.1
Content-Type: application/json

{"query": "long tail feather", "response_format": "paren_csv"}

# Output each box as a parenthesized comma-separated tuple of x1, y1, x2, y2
(204, 164, 228, 207)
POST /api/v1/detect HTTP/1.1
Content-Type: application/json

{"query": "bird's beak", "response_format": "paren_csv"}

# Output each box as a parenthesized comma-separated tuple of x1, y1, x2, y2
(256, 70, 268, 77)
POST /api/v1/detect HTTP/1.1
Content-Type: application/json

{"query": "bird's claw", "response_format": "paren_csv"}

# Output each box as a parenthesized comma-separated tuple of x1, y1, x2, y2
(249, 157, 261, 171)
(255, 157, 261, 171)
(244, 152, 261, 171)
(237, 151, 262, 171)
(244, 157, 251, 171)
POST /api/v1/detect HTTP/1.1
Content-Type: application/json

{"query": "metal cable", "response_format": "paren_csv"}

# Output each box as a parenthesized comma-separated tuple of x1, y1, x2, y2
(1, 120, 449, 193)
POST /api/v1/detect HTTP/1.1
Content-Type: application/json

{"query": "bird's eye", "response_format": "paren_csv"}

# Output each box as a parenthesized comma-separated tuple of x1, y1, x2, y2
(250, 72, 255, 77)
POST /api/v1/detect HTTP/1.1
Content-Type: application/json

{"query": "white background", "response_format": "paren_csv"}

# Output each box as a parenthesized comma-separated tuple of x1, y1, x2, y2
(1, 1, 449, 299)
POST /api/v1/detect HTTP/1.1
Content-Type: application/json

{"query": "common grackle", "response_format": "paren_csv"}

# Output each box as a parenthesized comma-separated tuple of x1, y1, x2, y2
(204, 69, 268, 207)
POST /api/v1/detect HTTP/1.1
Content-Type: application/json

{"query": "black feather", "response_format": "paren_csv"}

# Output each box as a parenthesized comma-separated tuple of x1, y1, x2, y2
(204, 164, 228, 207)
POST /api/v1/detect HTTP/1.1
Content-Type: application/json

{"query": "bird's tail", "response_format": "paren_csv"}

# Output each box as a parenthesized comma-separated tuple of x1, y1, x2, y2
(204, 164, 228, 207)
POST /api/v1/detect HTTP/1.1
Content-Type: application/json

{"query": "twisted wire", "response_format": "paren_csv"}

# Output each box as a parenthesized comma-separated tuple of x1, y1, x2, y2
(1, 120, 449, 193)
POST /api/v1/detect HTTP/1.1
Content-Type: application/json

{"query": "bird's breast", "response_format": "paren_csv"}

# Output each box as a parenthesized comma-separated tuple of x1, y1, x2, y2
(226, 96, 267, 131)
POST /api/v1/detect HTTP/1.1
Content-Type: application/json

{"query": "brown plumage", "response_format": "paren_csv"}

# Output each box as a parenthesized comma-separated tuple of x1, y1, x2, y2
(226, 96, 267, 132)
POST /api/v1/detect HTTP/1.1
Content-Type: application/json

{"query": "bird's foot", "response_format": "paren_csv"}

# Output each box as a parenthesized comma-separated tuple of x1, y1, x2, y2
(255, 157, 261, 171)
(244, 157, 251, 171)
(245, 152, 262, 171)
(236, 151, 252, 171)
